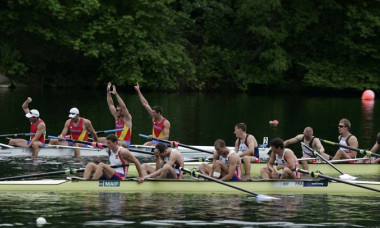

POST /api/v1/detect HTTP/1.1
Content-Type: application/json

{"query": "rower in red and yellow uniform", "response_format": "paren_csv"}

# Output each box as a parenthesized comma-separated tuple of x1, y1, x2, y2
(142, 142, 184, 180)
(9, 97, 46, 158)
(99, 82, 132, 147)
(49, 107, 99, 157)
(135, 82, 170, 146)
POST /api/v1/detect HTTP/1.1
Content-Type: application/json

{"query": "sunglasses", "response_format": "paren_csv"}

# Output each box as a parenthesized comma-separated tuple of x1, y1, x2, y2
(338, 125, 346, 128)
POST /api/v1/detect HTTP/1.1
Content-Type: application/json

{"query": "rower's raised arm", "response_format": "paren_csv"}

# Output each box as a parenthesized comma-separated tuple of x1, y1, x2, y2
(106, 83, 117, 118)
(134, 82, 153, 116)
(22, 97, 32, 114)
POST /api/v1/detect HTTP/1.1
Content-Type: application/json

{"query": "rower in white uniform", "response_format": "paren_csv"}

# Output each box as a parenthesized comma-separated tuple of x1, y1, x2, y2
(260, 137, 300, 179)
(142, 143, 184, 179)
(83, 134, 144, 183)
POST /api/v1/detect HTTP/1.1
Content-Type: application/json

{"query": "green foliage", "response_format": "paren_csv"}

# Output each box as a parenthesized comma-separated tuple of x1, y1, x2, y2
(0, 0, 379, 91)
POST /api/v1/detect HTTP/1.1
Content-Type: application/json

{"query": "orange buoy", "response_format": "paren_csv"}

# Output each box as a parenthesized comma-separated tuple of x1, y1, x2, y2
(361, 90, 375, 100)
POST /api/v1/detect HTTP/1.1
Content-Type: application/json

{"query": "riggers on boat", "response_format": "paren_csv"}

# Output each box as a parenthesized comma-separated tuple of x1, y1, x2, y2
(0, 144, 271, 160)
(0, 178, 379, 195)
(124, 162, 380, 177)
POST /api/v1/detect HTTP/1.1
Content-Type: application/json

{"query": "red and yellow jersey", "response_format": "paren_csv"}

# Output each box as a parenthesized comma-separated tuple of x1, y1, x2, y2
(152, 118, 166, 138)
(70, 117, 88, 141)
(30, 119, 45, 143)
(115, 119, 131, 142)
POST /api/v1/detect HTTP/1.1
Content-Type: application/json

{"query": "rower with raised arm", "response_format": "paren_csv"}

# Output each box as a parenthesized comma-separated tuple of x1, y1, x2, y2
(199, 139, 242, 181)
(83, 134, 144, 182)
(332, 118, 358, 163)
(142, 143, 184, 180)
(9, 97, 46, 158)
(357, 132, 380, 164)
(134, 82, 170, 146)
(261, 138, 300, 179)
(99, 82, 132, 147)
(284, 127, 330, 171)
(49, 107, 99, 157)
(234, 123, 259, 180)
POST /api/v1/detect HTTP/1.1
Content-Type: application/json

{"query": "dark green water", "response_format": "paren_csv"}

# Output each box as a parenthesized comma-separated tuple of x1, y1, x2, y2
(1, 88, 380, 227)
(0, 87, 378, 151)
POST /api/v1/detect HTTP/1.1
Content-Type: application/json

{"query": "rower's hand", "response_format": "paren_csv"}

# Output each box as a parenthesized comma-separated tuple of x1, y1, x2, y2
(58, 135, 64, 141)
(111, 84, 117, 94)
(26, 97, 32, 103)
(138, 177, 144, 183)
(148, 135, 153, 140)
(107, 82, 112, 92)
(134, 82, 140, 92)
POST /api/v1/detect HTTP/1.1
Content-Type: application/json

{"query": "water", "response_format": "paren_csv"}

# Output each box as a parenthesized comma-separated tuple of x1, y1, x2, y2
(0, 192, 379, 227)
(1, 88, 380, 227)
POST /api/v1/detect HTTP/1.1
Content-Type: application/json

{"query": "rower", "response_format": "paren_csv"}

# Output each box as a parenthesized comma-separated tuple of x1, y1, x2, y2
(357, 132, 380, 164)
(83, 134, 144, 182)
(199, 139, 242, 181)
(134, 82, 171, 146)
(234, 123, 259, 180)
(9, 97, 46, 158)
(49, 107, 99, 157)
(260, 137, 300, 179)
(284, 127, 330, 171)
(332, 118, 358, 163)
(98, 82, 132, 148)
(142, 143, 184, 179)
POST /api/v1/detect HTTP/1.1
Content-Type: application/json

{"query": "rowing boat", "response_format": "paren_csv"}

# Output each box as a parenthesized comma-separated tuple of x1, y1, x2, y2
(123, 162, 380, 177)
(0, 178, 379, 195)
(0, 144, 271, 160)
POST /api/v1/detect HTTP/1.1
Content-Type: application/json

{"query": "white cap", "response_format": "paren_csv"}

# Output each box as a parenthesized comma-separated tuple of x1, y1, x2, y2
(68, 107, 79, 118)
(25, 109, 40, 118)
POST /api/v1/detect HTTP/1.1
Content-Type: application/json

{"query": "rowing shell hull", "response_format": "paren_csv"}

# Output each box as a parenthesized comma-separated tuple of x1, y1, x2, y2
(0, 179, 379, 195)
(124, 162, 380, 177)
(0, 145, 271, 160)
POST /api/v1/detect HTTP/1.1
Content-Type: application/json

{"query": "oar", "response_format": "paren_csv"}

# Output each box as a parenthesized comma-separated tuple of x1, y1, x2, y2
(0, 133, 36, 138)
(301, 142, 357, 180)
(296, 168, 380, 193)
(0, 143, 14, 149)
(48, 135, 155, 156)
(139, 134, 214, 154)
(48, 136, 105, 148)
(0, 164, 129, 181)
(320, 138, 380, 158)
(90, 129, 124, 135)
(180, 167, 278, 201)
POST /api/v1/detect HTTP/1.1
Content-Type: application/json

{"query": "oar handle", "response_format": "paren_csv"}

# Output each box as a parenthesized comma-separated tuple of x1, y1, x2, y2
(301, 142, 344, 175)
(91, 129, 124, 135)
(139, 134, 214, 154)
(48, 136, 106, 148)
(320, 138, 380, 158)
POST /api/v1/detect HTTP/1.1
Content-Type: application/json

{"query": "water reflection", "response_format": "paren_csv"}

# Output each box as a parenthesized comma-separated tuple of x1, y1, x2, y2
(0, 192, 379, 227)
(361, 99, 375, 147)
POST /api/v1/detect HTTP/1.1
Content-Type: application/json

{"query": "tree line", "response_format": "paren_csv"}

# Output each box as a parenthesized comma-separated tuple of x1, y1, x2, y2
(0, 0, 379, 92)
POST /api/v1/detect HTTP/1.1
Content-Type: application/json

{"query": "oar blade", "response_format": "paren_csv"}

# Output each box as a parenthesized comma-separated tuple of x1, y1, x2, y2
(339, 174, 357, 180)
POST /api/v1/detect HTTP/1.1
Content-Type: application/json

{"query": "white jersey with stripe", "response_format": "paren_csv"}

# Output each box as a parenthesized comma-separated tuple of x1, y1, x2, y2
(301, 136, 315, 157)
(339, 134, 356, 157)
(109, 146, 129, 177)
(219, 150, 242, 178)
(275, 149, 300, 178)
(163, 149, 184, 178)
